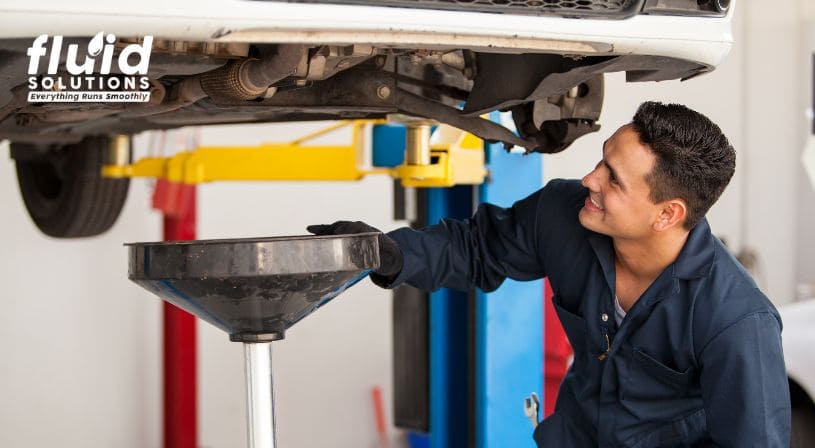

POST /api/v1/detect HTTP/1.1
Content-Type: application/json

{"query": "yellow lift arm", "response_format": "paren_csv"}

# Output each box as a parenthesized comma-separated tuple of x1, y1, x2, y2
(102, 120, 487, 188)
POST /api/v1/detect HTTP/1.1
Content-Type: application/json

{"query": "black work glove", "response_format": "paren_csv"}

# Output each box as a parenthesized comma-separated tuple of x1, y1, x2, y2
(306, 221, 403, 280)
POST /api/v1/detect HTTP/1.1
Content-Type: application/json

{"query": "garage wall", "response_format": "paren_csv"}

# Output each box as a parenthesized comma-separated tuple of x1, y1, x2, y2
(0, 139, 163, 447)
(545, 0, 810, 305)
(795, 6, 815, 297)
(740, 1, 805, 306)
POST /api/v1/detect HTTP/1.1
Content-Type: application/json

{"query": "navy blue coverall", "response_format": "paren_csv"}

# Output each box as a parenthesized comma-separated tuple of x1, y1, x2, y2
(374, 179, 790, 447)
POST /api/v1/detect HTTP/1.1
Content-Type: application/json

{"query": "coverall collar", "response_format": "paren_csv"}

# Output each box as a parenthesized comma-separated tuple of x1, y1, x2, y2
(587, 217, 716, 294)
(671, 218, 716, 280)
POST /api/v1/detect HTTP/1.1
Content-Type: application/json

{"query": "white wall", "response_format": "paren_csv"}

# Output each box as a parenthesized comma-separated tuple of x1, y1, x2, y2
(740, 1, 805, 304)
(0, 139, 162, 447)
(796, 6, 815, 293)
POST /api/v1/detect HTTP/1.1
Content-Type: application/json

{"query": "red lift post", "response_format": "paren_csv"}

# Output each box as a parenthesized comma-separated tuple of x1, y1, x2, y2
(543, 279, 572, 417)
(154, 179, 198, 448)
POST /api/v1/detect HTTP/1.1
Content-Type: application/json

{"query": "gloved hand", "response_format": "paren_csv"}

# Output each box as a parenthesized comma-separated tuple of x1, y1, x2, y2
(306, 221, 403, 279)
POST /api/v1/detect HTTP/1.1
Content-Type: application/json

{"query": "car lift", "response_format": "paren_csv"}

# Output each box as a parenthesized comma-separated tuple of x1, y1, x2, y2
(103, 120, 487, 188)
(106, 118, 567, 448)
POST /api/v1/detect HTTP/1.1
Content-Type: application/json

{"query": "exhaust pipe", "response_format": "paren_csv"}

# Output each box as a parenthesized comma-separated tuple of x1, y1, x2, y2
(200, 45, 306, 100)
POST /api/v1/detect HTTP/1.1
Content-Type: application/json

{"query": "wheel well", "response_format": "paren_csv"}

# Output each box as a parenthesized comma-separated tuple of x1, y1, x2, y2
(790, 377, 815, 409)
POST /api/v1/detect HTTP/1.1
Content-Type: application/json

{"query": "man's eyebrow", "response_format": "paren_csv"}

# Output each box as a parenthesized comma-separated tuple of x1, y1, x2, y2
(600, 140, 624, 188)
(603, 159, 622, 186)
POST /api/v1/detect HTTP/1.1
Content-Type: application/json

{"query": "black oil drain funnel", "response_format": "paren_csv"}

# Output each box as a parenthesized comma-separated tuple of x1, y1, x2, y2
(127, 233, 380, 447)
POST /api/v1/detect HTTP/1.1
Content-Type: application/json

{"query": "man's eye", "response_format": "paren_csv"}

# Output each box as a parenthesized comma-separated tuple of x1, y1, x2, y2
(606, 167, 617, 183)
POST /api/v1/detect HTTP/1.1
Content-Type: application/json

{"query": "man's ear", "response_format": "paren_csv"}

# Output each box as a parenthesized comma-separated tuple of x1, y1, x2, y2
(653, 199, 687, 231)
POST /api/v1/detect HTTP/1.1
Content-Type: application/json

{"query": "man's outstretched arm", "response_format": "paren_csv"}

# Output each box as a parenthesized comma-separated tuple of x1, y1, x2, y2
(309, 187, 547, 293)
(378, 189, 545, 292)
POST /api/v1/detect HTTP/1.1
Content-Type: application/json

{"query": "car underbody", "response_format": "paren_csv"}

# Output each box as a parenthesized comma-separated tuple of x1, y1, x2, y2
(0, 40, 708, 153)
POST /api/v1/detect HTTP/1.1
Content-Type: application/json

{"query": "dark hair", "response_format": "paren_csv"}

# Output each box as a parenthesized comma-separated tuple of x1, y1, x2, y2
(631, 101, 736, 230)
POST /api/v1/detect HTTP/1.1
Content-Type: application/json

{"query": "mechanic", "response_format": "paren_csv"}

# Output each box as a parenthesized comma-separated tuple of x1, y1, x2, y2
(308, 102, 791, 447)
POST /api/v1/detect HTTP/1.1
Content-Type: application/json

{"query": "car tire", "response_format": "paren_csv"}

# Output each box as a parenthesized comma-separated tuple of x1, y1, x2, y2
(12, 135, 130, 238)
(791, 405, 815, 447)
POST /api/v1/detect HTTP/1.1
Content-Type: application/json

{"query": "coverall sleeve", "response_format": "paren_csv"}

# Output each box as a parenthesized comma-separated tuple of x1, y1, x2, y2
(372, 188, 546, 292)
(698, 312, 791, 447)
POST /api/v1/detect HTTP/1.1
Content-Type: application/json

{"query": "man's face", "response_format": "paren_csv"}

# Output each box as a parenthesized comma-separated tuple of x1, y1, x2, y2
(578, 124, 662, 240)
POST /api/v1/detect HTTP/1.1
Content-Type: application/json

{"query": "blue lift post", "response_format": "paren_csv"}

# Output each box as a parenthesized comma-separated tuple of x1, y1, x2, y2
(426, 185, 475, 448)
(373, 119, 544, 447)
(475, 113, 543, 448)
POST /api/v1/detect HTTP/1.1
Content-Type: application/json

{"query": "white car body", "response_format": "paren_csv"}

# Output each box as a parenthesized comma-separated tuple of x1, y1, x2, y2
(0, 0, 733, 66)
(780, 299, 815, 446)
(781, 299, 815, 403)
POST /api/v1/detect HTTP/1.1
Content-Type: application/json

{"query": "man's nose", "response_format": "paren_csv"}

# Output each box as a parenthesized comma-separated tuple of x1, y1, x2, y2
(581, 169, 597, 190)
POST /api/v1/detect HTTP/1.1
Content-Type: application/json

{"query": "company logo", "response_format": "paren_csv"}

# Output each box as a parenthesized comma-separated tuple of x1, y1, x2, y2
(26, 32, 153, 103)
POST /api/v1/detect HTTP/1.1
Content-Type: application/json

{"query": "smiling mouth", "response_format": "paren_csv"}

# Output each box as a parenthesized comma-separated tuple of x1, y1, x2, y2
(585, 196, 604, 211)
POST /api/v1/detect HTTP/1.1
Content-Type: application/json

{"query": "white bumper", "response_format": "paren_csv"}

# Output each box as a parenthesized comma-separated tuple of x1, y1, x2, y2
(0, 0, 734, 67)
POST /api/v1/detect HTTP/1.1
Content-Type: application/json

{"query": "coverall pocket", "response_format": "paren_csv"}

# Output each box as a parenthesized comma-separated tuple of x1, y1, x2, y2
(632, 348, 692, 389)
(553, 301, 587, 351)
(620, 347, 694, 402)
(613, 348, 694, 408)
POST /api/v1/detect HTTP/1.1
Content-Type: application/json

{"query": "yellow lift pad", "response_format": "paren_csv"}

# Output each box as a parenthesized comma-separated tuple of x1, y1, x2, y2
(103, 120, 487, 188)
